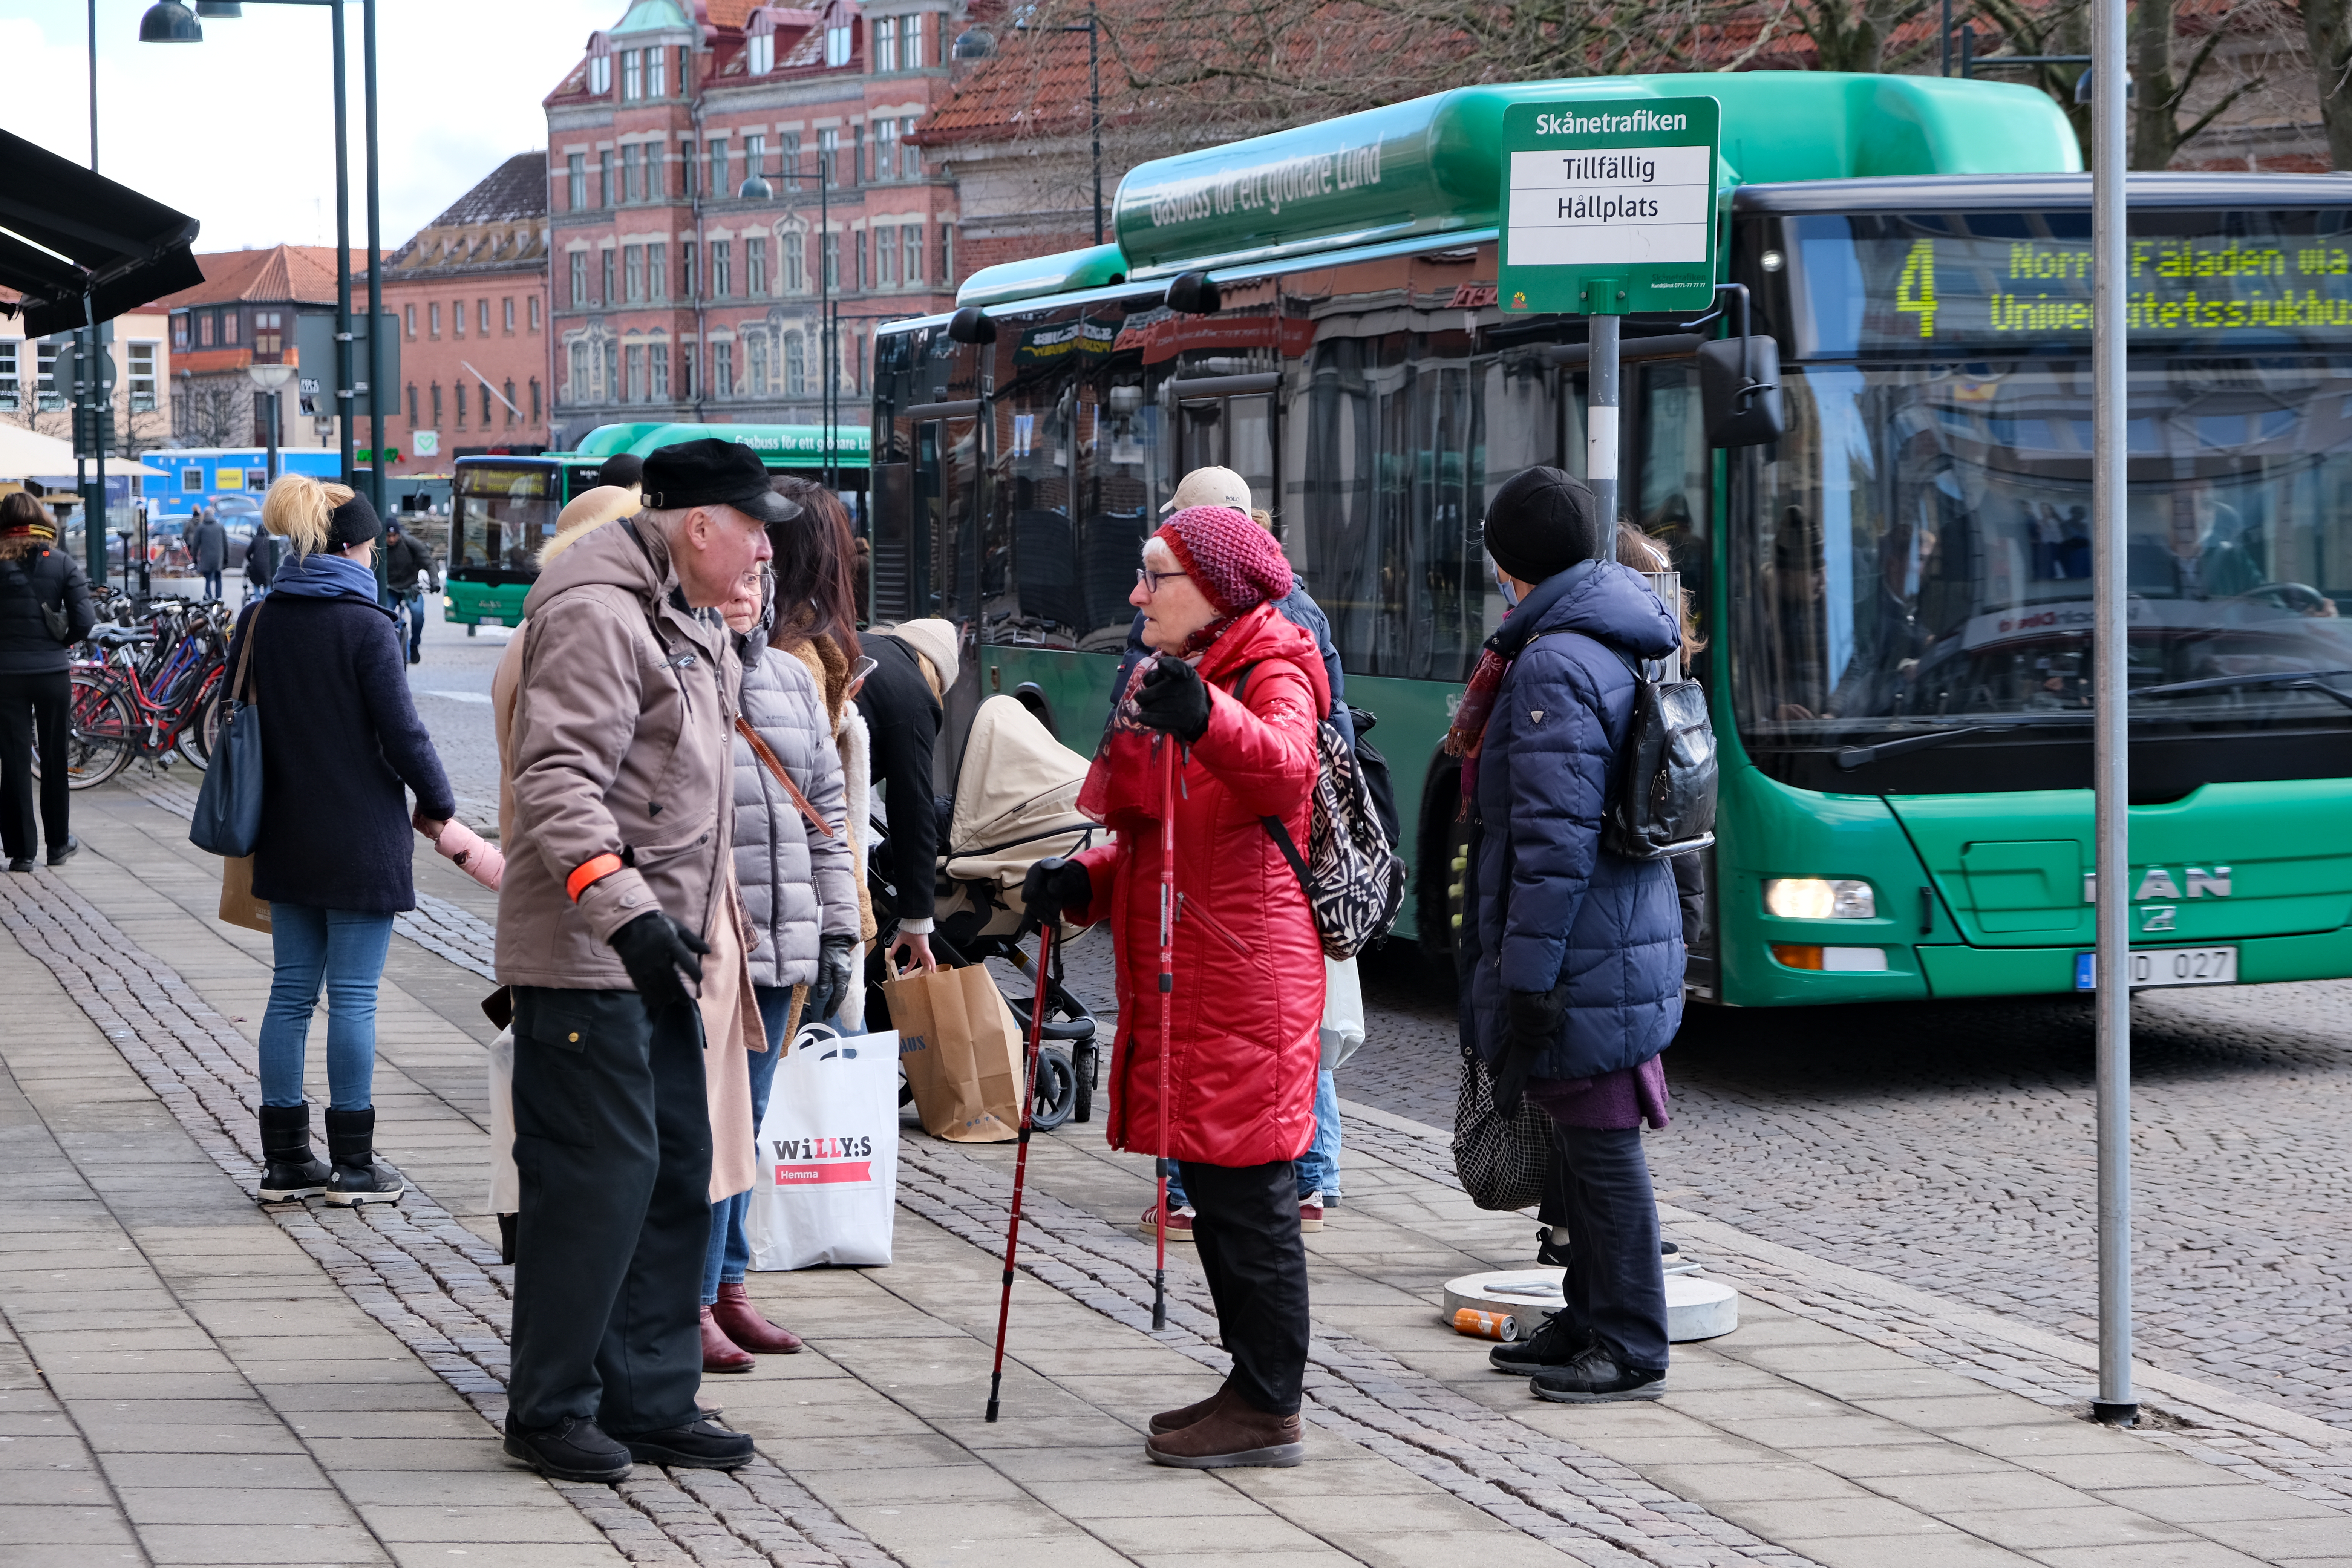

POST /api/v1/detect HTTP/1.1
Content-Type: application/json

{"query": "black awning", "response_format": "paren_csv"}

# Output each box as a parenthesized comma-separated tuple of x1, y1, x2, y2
(0, 127, 204, 339)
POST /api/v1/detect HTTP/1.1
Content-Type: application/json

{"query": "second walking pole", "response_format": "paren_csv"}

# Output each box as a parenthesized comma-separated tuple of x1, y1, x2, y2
(984, 920, 1058, 1422)
(1153, 735, 1177, 1331)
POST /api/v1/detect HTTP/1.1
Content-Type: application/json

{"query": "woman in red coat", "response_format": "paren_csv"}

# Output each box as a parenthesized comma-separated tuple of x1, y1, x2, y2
(1024, 505, 1328, 1470)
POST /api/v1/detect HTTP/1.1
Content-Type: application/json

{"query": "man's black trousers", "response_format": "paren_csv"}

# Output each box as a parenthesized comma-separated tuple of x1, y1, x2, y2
(1183, 1158, 1310, 1417)
(1545, 1121, 1669, 1374)
(507, 986, 711, 1435)
(0, 669, 70, 862)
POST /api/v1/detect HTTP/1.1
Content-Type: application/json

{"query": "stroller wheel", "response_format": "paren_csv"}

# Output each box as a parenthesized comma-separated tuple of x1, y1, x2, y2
(1029, 1046, 1078, 1132)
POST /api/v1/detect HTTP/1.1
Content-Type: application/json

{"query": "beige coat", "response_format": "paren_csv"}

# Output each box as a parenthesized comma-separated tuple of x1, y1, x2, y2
(496, 519, 738, 991)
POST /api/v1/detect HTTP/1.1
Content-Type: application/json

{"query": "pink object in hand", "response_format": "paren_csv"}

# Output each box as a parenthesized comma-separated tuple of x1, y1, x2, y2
(433, 818, 506, 891)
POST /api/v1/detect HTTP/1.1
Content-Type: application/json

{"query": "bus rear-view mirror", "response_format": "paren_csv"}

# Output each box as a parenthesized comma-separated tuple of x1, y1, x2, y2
(1698, 335, 1784, 448)
(948, 306, 997, 345)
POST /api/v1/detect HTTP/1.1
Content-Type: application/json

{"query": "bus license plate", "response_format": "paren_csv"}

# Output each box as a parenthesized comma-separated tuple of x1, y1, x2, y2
(477, 616, 502, 626)
(2074, 946, 2237, 991)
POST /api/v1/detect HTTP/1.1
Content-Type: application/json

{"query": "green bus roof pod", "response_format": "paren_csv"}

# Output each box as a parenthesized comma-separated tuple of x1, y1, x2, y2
(1104, 71, 2080, 280)
(956, 242, 1133, 311)
(572, 423, 873, 462)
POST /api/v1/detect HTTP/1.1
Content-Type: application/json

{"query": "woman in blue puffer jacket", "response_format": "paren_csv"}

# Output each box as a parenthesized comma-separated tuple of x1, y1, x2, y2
(1450, 466, 1684, 1406)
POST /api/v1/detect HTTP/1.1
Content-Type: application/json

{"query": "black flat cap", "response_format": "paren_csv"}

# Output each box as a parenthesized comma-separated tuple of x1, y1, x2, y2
(641, 439, 801, 524)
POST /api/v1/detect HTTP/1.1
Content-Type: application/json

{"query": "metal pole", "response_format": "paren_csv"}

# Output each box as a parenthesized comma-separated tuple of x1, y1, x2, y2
(1089, 5, 1102, 246)
(331, 1, 356, 492)
(822, 156, 833, 488)
(363, 0, 385, 526)
(1940, 0, 1951, 75)
(2090, 0, 2137, 1429)
(86, 0, 109, 587)
(268, 389, 282, 486)
(1587, 308, 1620, 562)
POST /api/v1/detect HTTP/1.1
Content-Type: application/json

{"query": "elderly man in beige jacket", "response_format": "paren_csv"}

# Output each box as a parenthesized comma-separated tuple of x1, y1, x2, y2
(497, 439, 789, 1485)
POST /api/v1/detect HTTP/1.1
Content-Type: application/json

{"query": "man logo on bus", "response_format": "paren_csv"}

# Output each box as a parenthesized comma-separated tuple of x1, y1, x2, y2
(2081, 867, 2231, 902)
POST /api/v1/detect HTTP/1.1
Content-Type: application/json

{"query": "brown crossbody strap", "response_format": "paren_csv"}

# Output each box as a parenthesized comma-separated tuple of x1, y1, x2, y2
(735, 716, 835, 840)
(230, 601, 263, 704)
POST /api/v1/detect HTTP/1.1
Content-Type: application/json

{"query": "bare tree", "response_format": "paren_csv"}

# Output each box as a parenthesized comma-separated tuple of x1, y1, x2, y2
(2298, 0, 2352, 164)
(1785, 0, 1934, 72)
(2132, 0, 2289, 167)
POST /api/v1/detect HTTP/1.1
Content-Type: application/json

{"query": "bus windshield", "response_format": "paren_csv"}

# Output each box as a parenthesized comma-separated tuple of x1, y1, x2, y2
(1730, 355, 2352, 750)
(452, 462, 559, 579)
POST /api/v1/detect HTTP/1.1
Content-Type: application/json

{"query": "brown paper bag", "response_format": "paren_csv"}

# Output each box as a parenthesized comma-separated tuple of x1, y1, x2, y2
(217, 856, 271, 934)
(884, 962, 1023, 1142)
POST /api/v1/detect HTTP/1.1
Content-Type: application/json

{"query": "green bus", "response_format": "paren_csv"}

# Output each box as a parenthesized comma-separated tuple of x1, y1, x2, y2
(871, 69, 2352, 1008)
(446, 423, 872, 631)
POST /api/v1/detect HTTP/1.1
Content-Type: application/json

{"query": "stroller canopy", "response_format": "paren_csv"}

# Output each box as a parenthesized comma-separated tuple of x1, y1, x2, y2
(945, 696, 1099, 889)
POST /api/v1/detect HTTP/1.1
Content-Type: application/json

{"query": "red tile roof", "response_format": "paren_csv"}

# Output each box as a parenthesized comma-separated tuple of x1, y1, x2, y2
(148, 246, 381, 312)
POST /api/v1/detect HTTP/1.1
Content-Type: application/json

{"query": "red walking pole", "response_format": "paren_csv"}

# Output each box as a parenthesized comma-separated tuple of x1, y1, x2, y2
(1153, 735, 1176, 1331)
(985, 919, 1057, 1423)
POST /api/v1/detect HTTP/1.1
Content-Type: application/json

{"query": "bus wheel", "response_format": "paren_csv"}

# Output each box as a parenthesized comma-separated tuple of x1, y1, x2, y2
(467, 624, 478, 637)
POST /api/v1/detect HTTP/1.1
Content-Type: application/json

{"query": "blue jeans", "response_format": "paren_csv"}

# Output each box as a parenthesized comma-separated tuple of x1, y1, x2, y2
(701, 986, 795, 1303)
(201, 569, 224, 600)
(1167, 1067, 1341, 1209)
(396, 591, 426, 659)
(257, 904, 395, 1111)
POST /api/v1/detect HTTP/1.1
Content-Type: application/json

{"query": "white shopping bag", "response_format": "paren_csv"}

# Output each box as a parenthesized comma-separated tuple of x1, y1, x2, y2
(743, 1026, 900, 1269)
(1320, 955, 1366, 1071)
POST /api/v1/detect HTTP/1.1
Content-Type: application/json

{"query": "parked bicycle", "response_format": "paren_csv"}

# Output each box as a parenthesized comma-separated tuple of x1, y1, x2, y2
(41, 597, 236, 789)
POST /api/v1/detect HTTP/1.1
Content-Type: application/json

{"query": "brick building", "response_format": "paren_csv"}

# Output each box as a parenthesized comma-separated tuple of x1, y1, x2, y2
(366, 153, 554, 476)
(151, 246, 368, 454)
(545, 0, 970, 444)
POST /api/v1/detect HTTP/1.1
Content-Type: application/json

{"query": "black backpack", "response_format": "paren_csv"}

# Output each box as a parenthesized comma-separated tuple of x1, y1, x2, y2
(1599, 647, 1717, 859)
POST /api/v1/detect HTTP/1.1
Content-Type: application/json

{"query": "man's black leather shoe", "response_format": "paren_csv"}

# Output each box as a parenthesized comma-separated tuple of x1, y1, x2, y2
(1489, 1310, 1595, 1373)
(1530, 1344, 1666, 1403)
(503, 1416, 632, 1482)
(614, 1418, 756, 1470)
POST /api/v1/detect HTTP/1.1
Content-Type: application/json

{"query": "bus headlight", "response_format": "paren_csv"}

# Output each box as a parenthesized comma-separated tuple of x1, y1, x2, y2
(1763, 878, 1876, 920)
(443, 596, 455, 610)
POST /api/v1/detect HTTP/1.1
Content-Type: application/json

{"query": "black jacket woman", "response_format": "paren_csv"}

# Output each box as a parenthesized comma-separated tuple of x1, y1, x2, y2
(232, 475, 455, 1207)
(0, 492, 96, 872)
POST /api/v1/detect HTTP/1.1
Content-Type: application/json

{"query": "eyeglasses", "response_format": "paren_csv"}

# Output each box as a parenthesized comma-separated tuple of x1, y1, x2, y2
(1136, 567, 1188, 596)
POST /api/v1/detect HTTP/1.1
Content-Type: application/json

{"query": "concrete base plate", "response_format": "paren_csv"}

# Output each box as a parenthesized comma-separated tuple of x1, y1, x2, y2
(1442, 1268, 1740, 1344)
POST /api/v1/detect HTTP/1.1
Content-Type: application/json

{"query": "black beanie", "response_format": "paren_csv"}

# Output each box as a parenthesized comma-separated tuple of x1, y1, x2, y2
(327, 490, 383, 552)
(1482, 466, 1601, 583)
(596, 453, 645, 489)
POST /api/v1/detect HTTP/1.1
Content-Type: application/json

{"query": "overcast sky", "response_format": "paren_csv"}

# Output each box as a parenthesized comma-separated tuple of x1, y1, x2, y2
(2, 0, 622, 255)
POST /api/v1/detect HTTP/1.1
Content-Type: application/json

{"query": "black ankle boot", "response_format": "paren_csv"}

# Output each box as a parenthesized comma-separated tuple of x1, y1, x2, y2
(323, 1107, 404, 1207)
(258, 1104, 332, 1201)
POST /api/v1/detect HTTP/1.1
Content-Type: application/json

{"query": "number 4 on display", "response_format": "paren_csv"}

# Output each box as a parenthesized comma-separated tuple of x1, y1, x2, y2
(1896, 239, 1937, 338)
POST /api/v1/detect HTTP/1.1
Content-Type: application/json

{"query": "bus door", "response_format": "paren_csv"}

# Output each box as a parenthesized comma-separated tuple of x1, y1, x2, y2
(880, 398, 988, 789)
(1167, 372, 1279, 514)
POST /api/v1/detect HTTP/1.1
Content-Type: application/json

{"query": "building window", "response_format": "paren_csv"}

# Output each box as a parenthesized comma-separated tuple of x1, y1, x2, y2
(903, 223, 923, 285)
(406, 383, 418, 423)
(681, 242, 696, 298)
(853, 123, 866, 185)
(911, 14, 930, 68)
(647, 244, 668, 300)
(680, 138, 697, 199)
(779, 130, 803, 190)
(602, 248, 617, 304)
(625, 244, 644, 302)
(874, 118, 897, 181)
(453, 298, 466, 339)
(856, 228, 868, 290)
(568, 152, 587, 210)
(707, 138, 728, 201)
(819, 127, 839, 188)
(941, 224, 953, 285)
(680, 342, 697, 401)
(825, 20, 853, 67)
(567, 344, 587, 403)
(127, 342, 157, 411)
(0, 342, 22, 412)
(404, 303, 417, 338)
(455, 378, 467, 429)
(785, 230, 805, 292)
(878, 224, 897, 286)
(529, 377, 541, 420)
(253, 311, 282, 354)
(504, 297, 516, 333)
(712, 240, 732, 299)
(199, 313, 214, 347)
(744, 134, 766, 196)
(432, 381, 446, 426)
(714, 341, 734, 399)
(479, 299, 491, 335)
(529, 294, 542, 332)
(429, 302, 441, 338)
(649, 344, 668, 402)
(503, 378, 517, 425)
(747, 236, 768, 296)
(748, 332, 770, 395)
(622, 48, 642, 100)
(747, 31, 774, 74)
(622, 144, 641, 202)
(570, 253, 587, 307)
(822, 231, 840, 292)
(172, 314, 189, 351)
(605, 340, 621, 403)
(784, 332, 804, 396)
(223, 312, 238, 345)
(876, 15, 898, 70)
(648, 44, 666, 96)
(589, 52, 611, 95)
(903, 133, 921, 181)
(626, 343, 645, 403)
(599, 149, 614, 207)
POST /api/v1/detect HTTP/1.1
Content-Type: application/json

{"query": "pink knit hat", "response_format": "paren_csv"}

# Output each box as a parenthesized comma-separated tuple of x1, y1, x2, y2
(1154, 506, 1292, 618)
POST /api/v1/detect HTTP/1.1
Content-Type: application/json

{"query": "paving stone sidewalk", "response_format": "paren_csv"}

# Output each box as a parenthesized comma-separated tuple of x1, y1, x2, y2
(0, 779, 2346, 1568)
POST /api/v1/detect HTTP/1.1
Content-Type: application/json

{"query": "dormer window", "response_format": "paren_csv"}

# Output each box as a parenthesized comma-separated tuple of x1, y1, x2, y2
(590, 53, 612, 94)
(747, 32, 774, 74)
(825, 21, 853, 68)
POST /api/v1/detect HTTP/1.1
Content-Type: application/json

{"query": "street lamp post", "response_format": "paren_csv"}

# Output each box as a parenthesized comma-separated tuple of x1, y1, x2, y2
(1013, 3, 1104, 245)
(740, 139, 835, 484)
(139, 0, 386, 578)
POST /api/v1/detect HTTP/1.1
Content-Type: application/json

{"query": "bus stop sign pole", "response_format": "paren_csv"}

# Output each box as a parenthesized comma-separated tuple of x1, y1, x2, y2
(1496, 95, 1721, 564)
(2090, 0, 2137, 1428)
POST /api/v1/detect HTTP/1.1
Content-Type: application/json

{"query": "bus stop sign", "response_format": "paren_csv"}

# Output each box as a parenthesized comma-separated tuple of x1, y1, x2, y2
(1498, 96, 1720, 315)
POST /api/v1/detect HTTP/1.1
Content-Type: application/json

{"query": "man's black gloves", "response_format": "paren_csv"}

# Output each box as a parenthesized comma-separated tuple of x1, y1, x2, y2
(1133, 654, 1211, 741)
(1021, 857, 1094, 923)
(611, 910, 710, 1012)
(1491, 986, 1568, 1119)
(805, 933, 858, 1025)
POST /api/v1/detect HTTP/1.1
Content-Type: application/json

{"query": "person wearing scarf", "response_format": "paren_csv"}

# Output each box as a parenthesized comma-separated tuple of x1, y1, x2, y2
(236, 476, 455, 1209)
(1020, 505, 1330, 1469)
(1450, 466, 1686, 1405)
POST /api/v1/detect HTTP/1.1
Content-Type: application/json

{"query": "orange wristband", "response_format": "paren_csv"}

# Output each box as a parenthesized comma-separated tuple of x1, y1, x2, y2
(566, 853, 625, 903)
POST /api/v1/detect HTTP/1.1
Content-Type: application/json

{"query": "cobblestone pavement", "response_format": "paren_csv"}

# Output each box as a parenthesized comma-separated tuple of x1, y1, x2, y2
(1330, 954, 2352, 1435)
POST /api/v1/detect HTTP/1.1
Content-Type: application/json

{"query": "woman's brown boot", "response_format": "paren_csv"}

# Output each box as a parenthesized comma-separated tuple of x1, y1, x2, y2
(700, 1306, 756, 1374)
(710, 1282, 802, 1354)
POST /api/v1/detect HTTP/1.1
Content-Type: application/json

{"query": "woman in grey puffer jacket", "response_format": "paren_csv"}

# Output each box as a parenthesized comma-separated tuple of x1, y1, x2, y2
(699, 565, 858, 1369)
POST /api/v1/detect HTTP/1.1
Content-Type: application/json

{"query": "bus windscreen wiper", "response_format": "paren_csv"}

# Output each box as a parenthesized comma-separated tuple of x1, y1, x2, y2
(1836, 724, 2015, 770)
(2132, 669, 2352, 711)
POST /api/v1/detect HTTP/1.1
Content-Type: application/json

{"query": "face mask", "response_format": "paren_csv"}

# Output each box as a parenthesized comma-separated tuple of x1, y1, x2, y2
(1497, 574, 1521, 609)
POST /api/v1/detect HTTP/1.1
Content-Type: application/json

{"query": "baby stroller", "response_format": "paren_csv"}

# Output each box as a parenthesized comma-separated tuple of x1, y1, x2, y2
(866, 695, 1105, 1130)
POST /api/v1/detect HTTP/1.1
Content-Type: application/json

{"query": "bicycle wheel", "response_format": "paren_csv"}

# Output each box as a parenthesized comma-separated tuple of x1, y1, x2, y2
(55, 673, 138, 789)
(176, 669, 227, 770)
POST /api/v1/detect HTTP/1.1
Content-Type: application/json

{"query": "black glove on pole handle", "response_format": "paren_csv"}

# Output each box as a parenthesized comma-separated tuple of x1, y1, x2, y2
(985, 921, 1056, 1423)
(1134, 654, 1211, 743)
